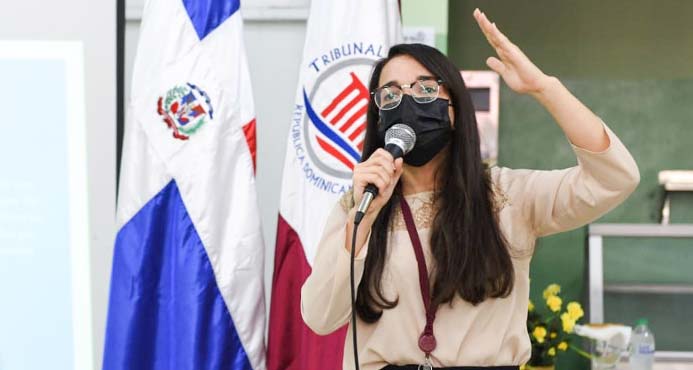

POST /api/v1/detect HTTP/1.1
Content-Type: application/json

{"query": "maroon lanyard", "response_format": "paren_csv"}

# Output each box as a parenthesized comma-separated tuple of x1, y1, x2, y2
(399, 196, 437, 357)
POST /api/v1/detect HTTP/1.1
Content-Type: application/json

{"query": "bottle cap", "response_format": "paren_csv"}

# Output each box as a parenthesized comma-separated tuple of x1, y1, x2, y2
(636, 318, 649, 326)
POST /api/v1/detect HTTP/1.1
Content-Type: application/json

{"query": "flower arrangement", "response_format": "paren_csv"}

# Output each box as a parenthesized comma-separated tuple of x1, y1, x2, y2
(522, 284, 590, 369)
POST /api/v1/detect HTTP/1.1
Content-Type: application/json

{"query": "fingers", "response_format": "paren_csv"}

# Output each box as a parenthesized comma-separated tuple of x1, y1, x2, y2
(486, 56, 507, 75)
(371, 158, 404, 199)
(352, 149, 407, 209)
(383, 158, 404, 194)
(372, 152, 396, 172)
(354, 149, 399, 195)
(359, 173, 389, 194)
(473, 8, 498, 49)
(359, 167, 391, 189)
(371, 148, 396, 169)
(394, 157, 403, 172)
(481, 13, 504, 48)
(364, 149, 396, 178)
(389, 158, 405, 189)
(473, 8, 513, 54)
(492, 22, 512, 47)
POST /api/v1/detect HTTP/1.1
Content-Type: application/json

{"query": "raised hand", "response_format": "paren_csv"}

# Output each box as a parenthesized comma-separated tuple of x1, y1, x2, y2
(473, 8, 552, 96)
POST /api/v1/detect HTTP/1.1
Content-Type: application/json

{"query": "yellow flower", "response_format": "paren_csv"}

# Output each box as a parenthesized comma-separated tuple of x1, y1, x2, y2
(550, 332, 557, 339)
(548, 347, 556, 356)
(533, 326, 547, 343)
(558, 341, 568, 351)
(567, 301, 584, 321)
(543, 284, 561, 299)
(561, 312, 576, 333)
(528, 300, 535, 312)
(547, 295, 562, 312)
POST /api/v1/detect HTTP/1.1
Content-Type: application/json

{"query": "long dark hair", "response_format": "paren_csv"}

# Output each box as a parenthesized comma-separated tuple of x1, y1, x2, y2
(355, 43, 514, 323)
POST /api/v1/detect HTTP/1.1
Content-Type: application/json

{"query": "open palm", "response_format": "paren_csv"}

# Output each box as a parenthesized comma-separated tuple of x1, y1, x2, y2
(473, 8, 550, 95)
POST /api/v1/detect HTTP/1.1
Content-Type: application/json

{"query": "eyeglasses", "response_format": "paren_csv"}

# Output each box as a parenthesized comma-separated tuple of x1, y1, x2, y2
(371, 78, 445, 110)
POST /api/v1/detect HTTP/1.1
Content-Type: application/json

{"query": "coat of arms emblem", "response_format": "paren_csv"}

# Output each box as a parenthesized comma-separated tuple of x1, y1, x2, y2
(157, 83, 213, 140)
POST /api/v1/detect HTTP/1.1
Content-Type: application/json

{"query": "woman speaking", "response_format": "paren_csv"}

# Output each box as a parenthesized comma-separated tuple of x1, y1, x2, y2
(301, 8, 640, 370)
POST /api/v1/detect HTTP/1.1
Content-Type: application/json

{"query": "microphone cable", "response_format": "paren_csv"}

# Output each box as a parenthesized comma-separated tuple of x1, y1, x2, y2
(350, 216, 361, 370)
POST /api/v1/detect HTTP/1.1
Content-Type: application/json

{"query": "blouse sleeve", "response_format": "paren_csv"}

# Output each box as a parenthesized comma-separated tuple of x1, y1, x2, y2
(493, 121, 640, 238)
(300, 194, 370, 335)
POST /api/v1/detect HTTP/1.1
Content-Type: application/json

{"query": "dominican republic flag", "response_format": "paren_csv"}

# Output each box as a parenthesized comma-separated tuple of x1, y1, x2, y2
(267, 1, 402, 369)
(103, 0, 265, 369)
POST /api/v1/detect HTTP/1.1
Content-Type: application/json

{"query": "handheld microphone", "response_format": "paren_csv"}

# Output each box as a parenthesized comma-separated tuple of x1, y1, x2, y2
(354, 124, 416, 224)
(349, 123, 416, 370)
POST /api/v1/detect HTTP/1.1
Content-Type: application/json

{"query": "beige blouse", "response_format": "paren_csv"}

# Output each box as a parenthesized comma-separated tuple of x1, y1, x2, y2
(301, 122, 640, 370)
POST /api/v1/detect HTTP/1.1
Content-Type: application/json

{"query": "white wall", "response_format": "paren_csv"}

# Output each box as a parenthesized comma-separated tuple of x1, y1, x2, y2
(124, 0, 309, 344)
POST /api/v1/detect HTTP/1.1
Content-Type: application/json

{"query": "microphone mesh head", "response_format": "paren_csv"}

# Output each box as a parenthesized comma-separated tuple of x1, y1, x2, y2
(385, 124, 416, 154)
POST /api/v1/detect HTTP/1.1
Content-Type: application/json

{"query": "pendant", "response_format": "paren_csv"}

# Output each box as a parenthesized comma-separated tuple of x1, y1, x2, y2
(418, 332, 437, 353)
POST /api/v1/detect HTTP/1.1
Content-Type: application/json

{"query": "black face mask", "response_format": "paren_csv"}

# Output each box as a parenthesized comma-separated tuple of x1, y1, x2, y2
(377, 94, 453, 167)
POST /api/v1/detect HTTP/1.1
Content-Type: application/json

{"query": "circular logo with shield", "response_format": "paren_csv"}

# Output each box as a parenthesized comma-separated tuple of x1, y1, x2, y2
(299, 57, 379, 186)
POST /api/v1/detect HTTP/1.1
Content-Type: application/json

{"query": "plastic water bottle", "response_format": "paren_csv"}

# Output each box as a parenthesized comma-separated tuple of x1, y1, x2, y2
(629, 318, 655, 370)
